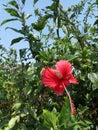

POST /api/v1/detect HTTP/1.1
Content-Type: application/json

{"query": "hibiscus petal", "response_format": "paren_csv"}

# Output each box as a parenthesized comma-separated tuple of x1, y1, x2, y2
(63, 79, 70, 86)
(53, 84, 65, 96)
(42, 67, 60, 88)
(55, 60, 72, 78)
(69, 74, 78, 84)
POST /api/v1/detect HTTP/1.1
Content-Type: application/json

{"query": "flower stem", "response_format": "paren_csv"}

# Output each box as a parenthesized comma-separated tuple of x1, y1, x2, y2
(64, 86, 77, 115)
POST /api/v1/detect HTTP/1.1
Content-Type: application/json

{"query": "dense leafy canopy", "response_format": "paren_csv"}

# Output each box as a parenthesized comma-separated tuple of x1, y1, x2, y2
(0, 0, 98, 129)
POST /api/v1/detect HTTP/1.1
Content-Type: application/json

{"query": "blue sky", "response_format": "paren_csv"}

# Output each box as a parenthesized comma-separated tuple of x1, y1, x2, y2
(0, 0, 91, 52)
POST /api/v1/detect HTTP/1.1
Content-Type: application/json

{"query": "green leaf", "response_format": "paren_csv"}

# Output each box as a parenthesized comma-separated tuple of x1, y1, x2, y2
(21, 0, 26, 4)
(12, 102, 22, 110)
(11, 37, 24, 45)
(1, 18, 18, 25)
(19, 123, 27, 130)
(8, 116, 20, 129)
(33, 0, 39, 5)
(96, 0, 98, 4)
(37, 125, 50, 130)
(58, 97, 71, 127)
(91, 89, 98, 98)
(39, 51, 48, 60)
(62, 25, 68, 34)
(94, 19, 98, 25)
(25, 14, 32, 20)
(5, 27, 25, 35)
(88, 73, 98, 88)
(32, 14, 52, 31)
(19, 48, 27, 59)
(5, 8, 20, 17)
(46, 2, 57, 11)
(41, 109, 58, 129)
(8, 0, 19, 9)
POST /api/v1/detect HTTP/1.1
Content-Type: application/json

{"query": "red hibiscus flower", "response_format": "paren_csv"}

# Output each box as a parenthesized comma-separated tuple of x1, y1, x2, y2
(42, 60, 78, 115)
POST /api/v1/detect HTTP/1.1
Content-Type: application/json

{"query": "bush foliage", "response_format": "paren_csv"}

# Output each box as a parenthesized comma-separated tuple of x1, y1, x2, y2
(0, 0, 98, 129)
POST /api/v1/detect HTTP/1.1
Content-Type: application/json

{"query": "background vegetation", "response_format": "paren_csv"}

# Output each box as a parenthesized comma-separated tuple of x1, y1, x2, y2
(0, 0, 98, 129)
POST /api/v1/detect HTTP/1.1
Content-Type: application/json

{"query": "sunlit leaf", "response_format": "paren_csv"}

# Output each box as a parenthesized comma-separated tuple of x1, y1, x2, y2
(58, 97, 71, 127)
(88, 73, 98, 87)
(12, 102, 22, 110)
(41, 109, 58, 129)
(8, 116, 20, 129)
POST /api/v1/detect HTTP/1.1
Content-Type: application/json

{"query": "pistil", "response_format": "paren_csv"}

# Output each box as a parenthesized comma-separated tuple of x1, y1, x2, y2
(64, 84, 77, 115)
